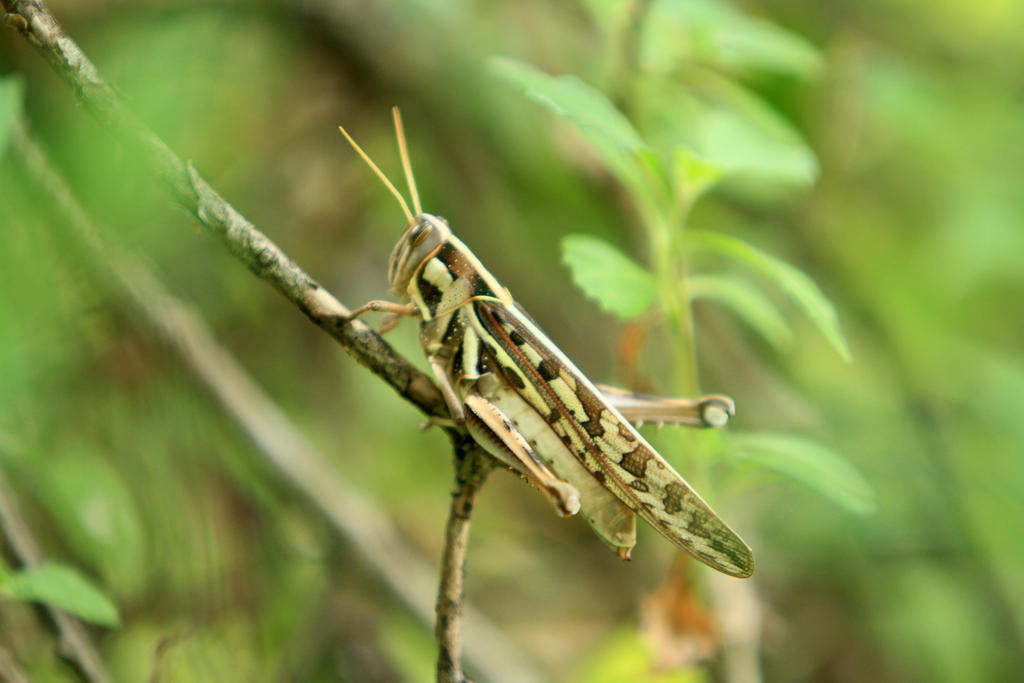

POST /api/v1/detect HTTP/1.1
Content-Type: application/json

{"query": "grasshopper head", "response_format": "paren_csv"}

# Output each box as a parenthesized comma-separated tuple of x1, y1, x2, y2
(387, 213, 453, 297)
(339, 110, 449, 298)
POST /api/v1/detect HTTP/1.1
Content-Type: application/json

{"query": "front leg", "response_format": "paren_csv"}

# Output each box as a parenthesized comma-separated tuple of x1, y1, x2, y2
(344, 300, 419, 333)
(596, 384, 736, 429)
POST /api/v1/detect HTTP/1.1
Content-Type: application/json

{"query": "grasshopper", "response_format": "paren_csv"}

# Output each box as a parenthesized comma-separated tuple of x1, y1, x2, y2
(339, 110, 754, 578)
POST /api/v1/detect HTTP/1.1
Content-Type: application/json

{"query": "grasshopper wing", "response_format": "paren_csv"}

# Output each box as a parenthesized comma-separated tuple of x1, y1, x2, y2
(472, 301, 754, 578)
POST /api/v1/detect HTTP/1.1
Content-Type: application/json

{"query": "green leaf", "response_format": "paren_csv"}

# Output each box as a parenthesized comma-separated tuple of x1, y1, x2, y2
(640, 0, 824, 80)
(729, 432, 876, 515)
(2, 562, 120, 627)
(700, 101, 818, 187)
(492, 57, 663, 213)
(491, 57, 643, 149)
(635, 76, 819, 190)
(673, 146, 724, 202)
(686, 231, 852, 360)
(0, 76, 25, 160)
(687, 273, 793, 350)
(34, 449, 146, 595)
(702, 6, 824, 79)
(562, 235, 657, 319)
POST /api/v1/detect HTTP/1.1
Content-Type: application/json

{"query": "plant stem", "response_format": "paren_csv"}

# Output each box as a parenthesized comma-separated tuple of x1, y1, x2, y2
(647, 199, 711, 495)
(649, 205, 699, 398)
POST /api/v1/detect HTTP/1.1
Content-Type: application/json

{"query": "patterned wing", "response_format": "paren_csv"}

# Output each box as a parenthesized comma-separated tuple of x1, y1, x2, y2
(472, 300, 754, 578)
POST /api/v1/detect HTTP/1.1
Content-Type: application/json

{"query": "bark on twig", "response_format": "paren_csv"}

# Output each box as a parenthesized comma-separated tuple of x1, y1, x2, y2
(0, 471, 113, 683)
(436, 448, 494, 683)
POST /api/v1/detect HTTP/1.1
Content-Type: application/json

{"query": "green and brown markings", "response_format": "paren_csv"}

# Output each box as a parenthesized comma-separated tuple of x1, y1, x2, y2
(339, 109, 754, 578)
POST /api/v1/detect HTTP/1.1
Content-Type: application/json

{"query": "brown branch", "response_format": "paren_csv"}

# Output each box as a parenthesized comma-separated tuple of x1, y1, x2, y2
(0, 0, 444, 421)
(436, 448, 494, 683)
(0, 470, 112, 683)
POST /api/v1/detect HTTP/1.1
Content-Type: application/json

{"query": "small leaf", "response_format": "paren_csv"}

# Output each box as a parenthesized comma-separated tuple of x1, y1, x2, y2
(635, 76, 819, 190)
(34, 449, 146, 595)
(701, 103, 818, 187)
(491, 57, 644, 149)
(673, 146, 724, 202)
(687, 273, 793, 350)
(640, 0, 824, 80)
(492, 57, 663, 212)
(2, 562, 121, 627)
(686, 231, 852, 360)
(705, 6, 824, 79)
(562, 235, 657, 319)
(729, 432, 876, 515)
(0, 76, 25, 160)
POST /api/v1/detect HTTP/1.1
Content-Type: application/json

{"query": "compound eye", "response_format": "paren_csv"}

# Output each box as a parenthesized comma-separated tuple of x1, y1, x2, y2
(409, 223, 432, 247)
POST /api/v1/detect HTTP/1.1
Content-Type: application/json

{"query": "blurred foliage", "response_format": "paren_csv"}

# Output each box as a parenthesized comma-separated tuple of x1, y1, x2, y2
(0, 561, 120, 628)
(1, 0, 1022, 681)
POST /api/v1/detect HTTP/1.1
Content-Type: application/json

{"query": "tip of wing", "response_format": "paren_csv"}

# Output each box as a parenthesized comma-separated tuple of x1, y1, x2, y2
(723, 553, 755, 579)
(700, 538, 755, 578)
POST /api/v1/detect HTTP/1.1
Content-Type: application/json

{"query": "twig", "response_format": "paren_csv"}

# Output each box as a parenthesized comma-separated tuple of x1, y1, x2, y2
(9, 123, 544, 683)
(0, 0, 445, 422)
(0, 470, 112, 683)
(436, 448, 493, 683)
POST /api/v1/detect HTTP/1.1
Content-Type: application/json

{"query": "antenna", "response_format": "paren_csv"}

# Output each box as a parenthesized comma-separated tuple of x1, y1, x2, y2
(337, 122, 414, 223)
(392, 107, 422, 216)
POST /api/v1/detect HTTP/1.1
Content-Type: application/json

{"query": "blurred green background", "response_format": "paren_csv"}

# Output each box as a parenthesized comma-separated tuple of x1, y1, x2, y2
(1, 0, 1022, 681)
